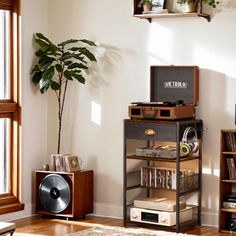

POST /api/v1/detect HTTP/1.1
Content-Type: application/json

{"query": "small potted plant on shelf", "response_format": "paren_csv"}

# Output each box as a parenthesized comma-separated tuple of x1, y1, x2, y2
(177, 0, 219, 12)
(138, 0, 153, 12)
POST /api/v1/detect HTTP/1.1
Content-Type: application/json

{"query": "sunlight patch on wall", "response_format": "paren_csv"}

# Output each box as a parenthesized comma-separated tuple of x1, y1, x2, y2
(202, 167, 211, 175)
(91, 101, 101, 125)
(213, 168, 220, 177)
(193, 45, 236, 78)
(147, 24, 174, 63)
(202, 167, 220, 177)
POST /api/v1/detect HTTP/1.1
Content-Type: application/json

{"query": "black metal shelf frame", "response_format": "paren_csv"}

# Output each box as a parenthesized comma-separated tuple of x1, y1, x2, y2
(123, 119, 203, 233)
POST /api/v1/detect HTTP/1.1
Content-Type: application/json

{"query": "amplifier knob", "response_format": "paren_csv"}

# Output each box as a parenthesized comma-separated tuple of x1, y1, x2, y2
(131, 211, 138, 219)
(160, 215, 167, 224)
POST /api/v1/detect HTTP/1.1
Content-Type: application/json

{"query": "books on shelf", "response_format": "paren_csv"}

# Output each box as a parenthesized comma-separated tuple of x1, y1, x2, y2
(225, 132, 236, 152)
(226, 157, 236, 180)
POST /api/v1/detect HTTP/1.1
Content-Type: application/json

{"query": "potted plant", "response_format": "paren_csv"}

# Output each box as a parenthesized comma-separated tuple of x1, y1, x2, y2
(177, 0, 219, 13)
(138, 0, 153, 12)
(31, 33, 97, 154)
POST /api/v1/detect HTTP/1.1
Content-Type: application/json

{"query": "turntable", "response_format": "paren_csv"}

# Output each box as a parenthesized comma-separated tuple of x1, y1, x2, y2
(129, 66, 199, 120)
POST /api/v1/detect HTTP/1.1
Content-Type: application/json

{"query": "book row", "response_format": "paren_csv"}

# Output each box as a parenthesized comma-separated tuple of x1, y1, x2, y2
(225, 132, 236, 152)
(226, 157, 236, 179)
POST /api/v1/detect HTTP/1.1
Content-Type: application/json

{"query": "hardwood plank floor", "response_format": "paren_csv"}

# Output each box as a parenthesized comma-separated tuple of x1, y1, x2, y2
(12, 215, 232, 236)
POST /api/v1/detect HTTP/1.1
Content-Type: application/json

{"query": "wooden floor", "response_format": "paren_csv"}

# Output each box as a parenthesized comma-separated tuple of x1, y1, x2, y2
(12, 215, 233, 236)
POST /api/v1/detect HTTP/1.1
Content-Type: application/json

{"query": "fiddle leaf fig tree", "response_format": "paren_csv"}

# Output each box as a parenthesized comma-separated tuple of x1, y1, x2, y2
(31, 33, 97, 154)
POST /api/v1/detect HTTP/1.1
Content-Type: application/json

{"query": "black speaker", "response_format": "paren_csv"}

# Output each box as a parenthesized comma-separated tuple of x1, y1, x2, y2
(229, 218, 236, 231)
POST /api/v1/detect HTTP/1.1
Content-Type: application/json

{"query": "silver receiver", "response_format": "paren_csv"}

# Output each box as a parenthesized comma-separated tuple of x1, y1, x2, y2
(130, 207, 193, 226)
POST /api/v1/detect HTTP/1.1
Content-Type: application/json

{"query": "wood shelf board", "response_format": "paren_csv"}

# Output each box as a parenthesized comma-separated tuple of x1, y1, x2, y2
(221, 129, 236, 133)
(220, 229, 236, 234)
(221, 208, 236, 213)
(222, 179, 236, 183)
(125, 218, 199, 231)
(222, 151, 236, 155)
(126, 155, 199, 162)
(133, 12, 198, 19)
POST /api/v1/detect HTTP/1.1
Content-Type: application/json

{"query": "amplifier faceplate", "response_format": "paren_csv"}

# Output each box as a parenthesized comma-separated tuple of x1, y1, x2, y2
(130, 207, 193, 226)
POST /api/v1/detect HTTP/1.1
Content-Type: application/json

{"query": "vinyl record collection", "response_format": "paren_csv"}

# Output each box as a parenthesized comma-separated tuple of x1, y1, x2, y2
(141, 166, 198, 192)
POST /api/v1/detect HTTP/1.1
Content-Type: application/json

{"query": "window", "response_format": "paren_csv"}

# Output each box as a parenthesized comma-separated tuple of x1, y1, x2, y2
(0, 0, 24, 214)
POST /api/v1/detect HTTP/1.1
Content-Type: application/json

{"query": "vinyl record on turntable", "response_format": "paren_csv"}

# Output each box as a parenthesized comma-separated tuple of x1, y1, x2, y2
(39, 174, 71, 213)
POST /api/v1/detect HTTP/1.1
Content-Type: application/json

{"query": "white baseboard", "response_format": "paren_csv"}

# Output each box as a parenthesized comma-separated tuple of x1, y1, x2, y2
(201, 211, 218, 228)
(93, 203, 123, 219)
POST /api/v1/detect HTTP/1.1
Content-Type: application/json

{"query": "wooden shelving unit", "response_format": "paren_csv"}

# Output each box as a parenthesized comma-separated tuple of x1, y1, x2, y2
(132, 0, 211, 23)
(219, 130, 236, 233)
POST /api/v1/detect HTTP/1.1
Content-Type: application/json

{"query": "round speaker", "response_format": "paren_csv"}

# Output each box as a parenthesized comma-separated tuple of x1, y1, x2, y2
(39, 174, 71, 213)
(229, 218, 236, 231)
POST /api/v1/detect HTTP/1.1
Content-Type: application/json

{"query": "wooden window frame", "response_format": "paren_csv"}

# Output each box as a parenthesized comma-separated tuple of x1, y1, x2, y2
(0, 0, 24, 214)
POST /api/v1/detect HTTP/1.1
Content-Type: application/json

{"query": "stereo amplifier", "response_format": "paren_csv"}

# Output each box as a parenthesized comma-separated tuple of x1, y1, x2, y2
(130, 206, 193, 226)
(223, 202, 236, 208)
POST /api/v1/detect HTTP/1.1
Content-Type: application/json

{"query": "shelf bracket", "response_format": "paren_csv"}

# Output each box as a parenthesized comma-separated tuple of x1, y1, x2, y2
(198, 13, 211, 22)
(198, 1, 211, 22)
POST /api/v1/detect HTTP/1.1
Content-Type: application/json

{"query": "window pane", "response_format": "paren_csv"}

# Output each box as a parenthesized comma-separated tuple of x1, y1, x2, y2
(0, 10, 10, 99)
(0, 118, 10, 194)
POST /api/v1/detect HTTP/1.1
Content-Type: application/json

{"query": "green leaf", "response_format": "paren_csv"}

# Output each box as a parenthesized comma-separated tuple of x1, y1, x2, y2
(36, 33, 53, 45)
(42, 66, 55, 80)
(39, 77, 51, 94)
(78, 47, 96, 61)
(71, 73, 85, 84)
(68, 63, 88, 70)
(32, 71, 43, 85)
(35, 33, 60, 52)
(79, 39, 97, 46)
(31, 64, 40, 74)
(55, 64, 63, 73)
(58, 39, 79, 47)
(51, 81, 61, 90)
(69, 70, 85, 84)
(73, 54, 86, 63)
(68, 47, 80, 52)
(65, 60, 73, 66)
(35, 49, 46, 57)
(59, 52, 75, 61)
(35, 38, 50, 50)
(64, 70, 73, 80)
(39, 55, 55, 67)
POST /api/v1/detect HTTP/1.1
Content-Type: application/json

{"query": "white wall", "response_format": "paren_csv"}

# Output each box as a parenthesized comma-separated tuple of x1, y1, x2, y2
(46, 0, 236, 227)
(2, 0, 236, 227)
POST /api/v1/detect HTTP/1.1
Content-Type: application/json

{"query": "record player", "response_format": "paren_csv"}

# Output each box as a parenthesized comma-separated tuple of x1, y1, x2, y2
(129, 66, 199, 120)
